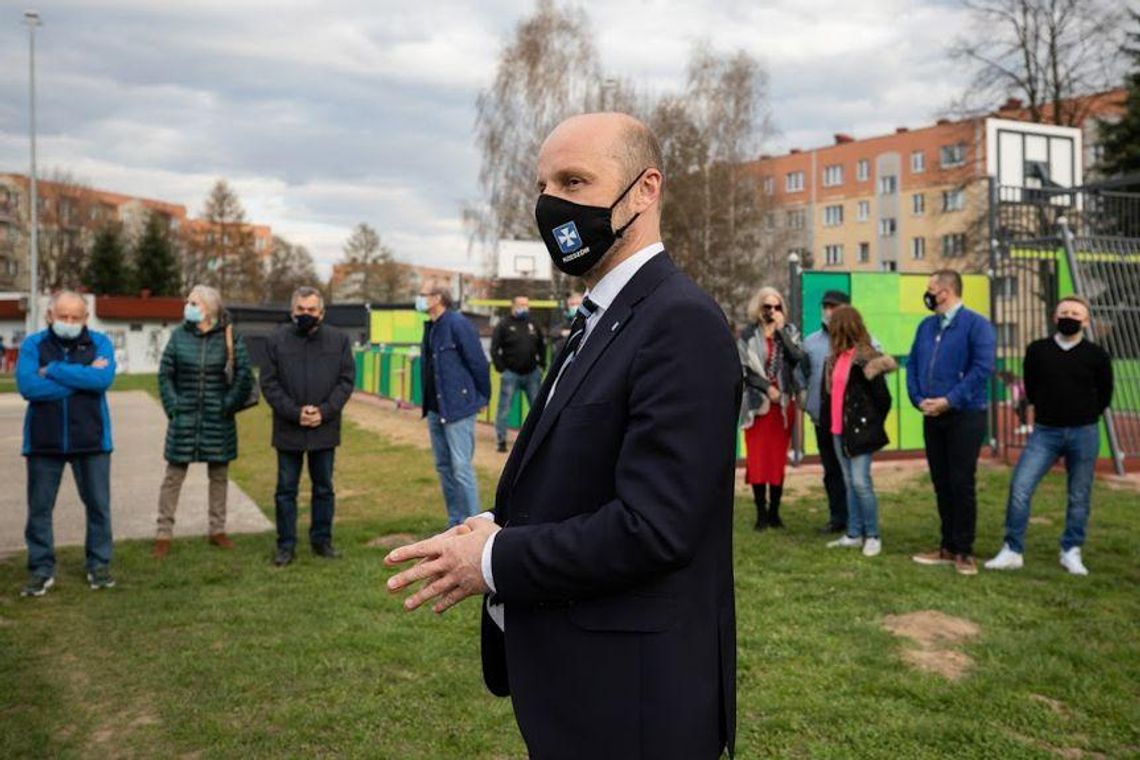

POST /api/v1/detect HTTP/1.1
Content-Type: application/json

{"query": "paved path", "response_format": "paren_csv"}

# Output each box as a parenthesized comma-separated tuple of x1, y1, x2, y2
(0, 391, 271, 558)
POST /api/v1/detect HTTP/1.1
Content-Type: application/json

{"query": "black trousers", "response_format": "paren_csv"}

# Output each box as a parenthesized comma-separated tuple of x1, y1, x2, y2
(814, 423, 847, 528)
(923, 410, 987, 556)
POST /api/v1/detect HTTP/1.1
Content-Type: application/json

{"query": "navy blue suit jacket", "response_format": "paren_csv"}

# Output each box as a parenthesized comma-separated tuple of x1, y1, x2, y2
(483, 253, 741, 759)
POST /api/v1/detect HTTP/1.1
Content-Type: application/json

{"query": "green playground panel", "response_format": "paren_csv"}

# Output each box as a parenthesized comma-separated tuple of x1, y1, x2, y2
(370, 310, 424, 344)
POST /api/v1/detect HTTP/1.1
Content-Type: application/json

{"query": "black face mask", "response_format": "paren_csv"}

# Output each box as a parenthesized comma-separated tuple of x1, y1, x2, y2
(534, 170, 646, 277)
(294, 314, 319, 334)
(923, 291, 939, 312)
(1057, 317, 1082, 336)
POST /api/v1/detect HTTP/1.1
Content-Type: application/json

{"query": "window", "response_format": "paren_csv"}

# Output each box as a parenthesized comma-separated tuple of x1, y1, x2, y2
(1090, 143, 1106, 165)
(879, 218, 897, 237)
(765, 212, 777, 230)
(823, 204, 844, 227)
(786, 209, 806, 229)
(763, 176, 774, 195)
(856, 159, 870, 181)
(911, 236, 926, 260)
(880, 261, 898, 272)
(824, 244, 843, 265)
(911, 150, 926, 173)
(858, 242, 870, 263)
(941, 189, 965, 212)
(786, 171, 805, 192)
(942, 233, 967, 257)
(912, 193, 925, 215)
(878, 175, 897, 195)
(995, 275, 1019, 298)
(940, 143, 966, 168)
(823, 164, 844, 187)
(857, 200, 870, 221)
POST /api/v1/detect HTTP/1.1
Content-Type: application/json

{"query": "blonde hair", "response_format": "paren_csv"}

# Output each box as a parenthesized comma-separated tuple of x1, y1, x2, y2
(747, 286, 785, 324)
(187, 284, 223, 322)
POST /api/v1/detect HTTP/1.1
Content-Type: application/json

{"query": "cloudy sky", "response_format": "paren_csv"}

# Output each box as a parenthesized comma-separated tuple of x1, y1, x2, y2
(0, 0, 976, 278)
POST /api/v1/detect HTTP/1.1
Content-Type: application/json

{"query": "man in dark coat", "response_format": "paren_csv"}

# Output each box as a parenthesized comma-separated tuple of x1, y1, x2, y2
(386, 113, 740, 760)
(261, 286, 356, 567)
(490, 295, 545, 452)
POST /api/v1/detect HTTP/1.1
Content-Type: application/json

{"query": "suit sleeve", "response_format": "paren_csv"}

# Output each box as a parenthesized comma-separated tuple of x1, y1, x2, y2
(318, 334, 357, 419)
(906, 326, 923, 409)
(490, 299, 741, 604)
(458, 318, 491, 403)
(16, 336, 72, 402)
(260, 332, 302, 422)
(945, 317, 996, 410)
(45, 333, 116, 392)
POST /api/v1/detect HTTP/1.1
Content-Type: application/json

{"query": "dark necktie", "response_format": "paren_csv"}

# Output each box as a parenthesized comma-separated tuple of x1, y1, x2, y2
(544, 297, 598, 401)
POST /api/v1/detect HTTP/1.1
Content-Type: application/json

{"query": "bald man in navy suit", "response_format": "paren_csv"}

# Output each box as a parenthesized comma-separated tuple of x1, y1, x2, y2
(387, 112, 741, 760)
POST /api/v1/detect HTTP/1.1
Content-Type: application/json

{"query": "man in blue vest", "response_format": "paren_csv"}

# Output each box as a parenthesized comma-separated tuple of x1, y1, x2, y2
(417, 280, 491, 527)
(906, 270, 996, 576)
(16, 291, 117, 597)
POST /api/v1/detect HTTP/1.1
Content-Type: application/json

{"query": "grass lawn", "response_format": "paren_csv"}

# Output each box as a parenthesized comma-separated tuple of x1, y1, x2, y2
(0, 387, 1137, 758)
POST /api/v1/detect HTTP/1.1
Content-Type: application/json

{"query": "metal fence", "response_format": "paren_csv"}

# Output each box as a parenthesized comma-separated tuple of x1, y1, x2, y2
(992, 182, 1140, 474)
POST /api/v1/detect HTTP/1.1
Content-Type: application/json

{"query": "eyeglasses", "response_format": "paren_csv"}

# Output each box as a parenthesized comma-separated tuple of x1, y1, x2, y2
(762, 304, 783, 312)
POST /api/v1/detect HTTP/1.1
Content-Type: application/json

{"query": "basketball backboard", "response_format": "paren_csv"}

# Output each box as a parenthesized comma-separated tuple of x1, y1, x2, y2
(496, 240, 552, 281)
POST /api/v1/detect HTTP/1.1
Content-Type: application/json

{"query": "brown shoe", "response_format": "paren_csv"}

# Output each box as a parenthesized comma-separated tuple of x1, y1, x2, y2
(912, 548, 955, 566)
(152, 538, 172, 559)
(955, 554, 978, 576)
(208, 533, 235, 550)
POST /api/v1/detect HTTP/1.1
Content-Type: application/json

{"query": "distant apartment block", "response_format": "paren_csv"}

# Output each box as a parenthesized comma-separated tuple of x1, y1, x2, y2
(750, 88, 1125, 275)
(0, 173, 272, 292)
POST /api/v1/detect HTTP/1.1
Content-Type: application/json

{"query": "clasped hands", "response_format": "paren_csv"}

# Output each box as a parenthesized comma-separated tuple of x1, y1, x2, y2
(385, 516, 500, 614)
(299, 405, 323, 427)
(919, 397, 951, 417)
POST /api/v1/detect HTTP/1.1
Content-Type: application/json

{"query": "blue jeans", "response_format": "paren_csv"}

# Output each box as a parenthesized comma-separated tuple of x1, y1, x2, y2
(26, 453, 113, 578)
(275, 448, 336, 550)
(427, 411, 480, 527)
(495, 368, 542, 443)
(1003, 423, 1099, 554)
(833, 436, 879, 539)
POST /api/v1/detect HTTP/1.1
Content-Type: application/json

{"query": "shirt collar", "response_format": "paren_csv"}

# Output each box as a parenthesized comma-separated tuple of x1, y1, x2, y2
(1054, 333, 1082, 351)
(941, 302, 964, 326)
(583, 242, 664, 312)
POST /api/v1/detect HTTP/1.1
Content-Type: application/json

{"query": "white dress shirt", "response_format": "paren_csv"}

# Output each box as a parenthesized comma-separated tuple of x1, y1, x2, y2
(480, 241, 666, 629)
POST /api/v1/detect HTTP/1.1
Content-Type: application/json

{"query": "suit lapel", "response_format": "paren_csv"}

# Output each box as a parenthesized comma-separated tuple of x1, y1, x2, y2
(509, 252, 677, 487)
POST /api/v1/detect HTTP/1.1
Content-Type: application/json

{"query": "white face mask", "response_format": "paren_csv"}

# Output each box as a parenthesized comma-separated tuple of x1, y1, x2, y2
(51, 321, 83, 340)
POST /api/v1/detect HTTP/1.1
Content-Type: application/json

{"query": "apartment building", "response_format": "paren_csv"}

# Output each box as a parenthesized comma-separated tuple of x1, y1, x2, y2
(750, 89, 1125, 275)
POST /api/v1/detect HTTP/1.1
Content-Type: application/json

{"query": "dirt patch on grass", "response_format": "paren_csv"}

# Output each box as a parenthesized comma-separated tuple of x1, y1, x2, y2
(1030, 693, 1072, 718)
(882, 610, 981, 680)
(1030, 516, 1054, 526)
(1003, 729, 1106, 759)
(366, 533, 420, 550)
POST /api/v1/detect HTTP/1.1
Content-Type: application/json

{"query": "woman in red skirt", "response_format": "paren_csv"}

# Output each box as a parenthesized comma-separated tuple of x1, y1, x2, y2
(739, 286, 805, 529)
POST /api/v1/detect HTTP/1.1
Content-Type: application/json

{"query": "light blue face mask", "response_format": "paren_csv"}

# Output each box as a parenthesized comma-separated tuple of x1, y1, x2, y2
(51, 321, 83, 340)
(414, 295, 429, 313)
(184, 303, 203, 323)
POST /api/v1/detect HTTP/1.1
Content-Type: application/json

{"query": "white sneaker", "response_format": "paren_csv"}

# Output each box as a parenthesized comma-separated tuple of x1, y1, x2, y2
(862, 538, 881, 557)
(827, 535, 863, 549)
(1059, 547, 1089, 576)
(984, 543, 1024, 570)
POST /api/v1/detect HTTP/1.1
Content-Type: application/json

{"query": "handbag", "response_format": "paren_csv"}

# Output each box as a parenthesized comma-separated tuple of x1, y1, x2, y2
(224, 324, 260, 412)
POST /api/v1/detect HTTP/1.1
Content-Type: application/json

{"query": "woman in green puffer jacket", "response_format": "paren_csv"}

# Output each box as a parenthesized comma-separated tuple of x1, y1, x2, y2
(152, 284, 253, 557)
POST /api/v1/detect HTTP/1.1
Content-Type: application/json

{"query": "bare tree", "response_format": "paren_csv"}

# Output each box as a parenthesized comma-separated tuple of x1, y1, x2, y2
(653, 44, 780, 319)
(185, 179, 263, 302)
(264, 236, 319, 304)
(337, 222, 410, 303)
(470, 0, 618, 288)
(36, 170, 100, 292)
(949, 0, 1126, 125)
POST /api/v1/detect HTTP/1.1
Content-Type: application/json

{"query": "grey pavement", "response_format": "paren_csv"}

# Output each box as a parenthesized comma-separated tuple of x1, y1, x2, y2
(0, 390, 271, 558)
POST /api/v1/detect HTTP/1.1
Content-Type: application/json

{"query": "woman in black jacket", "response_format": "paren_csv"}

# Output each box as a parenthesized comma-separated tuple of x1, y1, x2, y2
(820, 306, 896, 557)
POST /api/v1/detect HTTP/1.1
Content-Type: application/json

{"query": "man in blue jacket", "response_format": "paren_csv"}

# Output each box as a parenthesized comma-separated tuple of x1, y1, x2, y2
(906, 270, 996, 575)
(417, 281, 491, 527)
(16, 291, 117, 596)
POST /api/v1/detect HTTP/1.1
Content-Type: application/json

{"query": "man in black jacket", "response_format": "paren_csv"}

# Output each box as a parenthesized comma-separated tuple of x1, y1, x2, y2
(261, 286, 356, 567)
(386, 113, 740, 759)
(491, 296, 546, 452)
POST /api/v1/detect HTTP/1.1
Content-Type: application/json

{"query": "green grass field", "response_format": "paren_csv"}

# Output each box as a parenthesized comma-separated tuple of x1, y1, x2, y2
(0, 385, 1137, 758)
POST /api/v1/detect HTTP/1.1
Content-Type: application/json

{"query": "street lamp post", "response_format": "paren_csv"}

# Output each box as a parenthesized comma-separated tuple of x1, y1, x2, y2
(24, 9, 41, 335)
